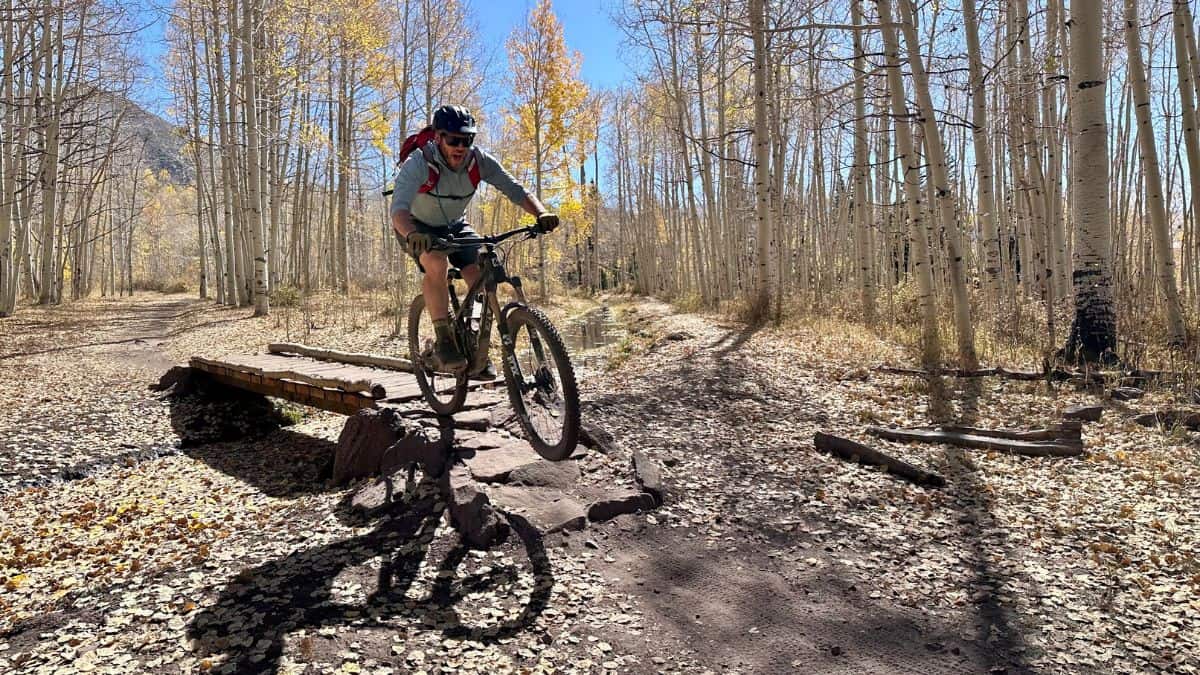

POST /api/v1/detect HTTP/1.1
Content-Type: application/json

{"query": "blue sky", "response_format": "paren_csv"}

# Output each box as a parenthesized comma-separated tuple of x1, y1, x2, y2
(130, 0, 630, 117)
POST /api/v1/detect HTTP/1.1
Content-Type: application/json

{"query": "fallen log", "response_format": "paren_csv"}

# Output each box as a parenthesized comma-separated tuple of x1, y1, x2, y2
(813, 432, 946, 487)
(866, 426, 1083, 457)
(874, 364, 1072, 381)
(1134, 409, 1200, 431)
(267, 342, 413, 372)
(928, 421, 1082, 445)
(875, 365, 997, 377)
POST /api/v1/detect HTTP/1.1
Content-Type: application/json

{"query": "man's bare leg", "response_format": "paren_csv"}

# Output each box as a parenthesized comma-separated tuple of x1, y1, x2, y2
(419, 251, 450, 320)
(417, 251, 466, 370)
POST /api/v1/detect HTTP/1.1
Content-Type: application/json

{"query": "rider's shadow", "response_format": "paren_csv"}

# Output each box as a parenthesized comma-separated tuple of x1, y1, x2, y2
(187, 472, 555, 674)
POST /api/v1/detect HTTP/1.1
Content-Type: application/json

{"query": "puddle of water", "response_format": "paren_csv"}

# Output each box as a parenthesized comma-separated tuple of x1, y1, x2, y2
(565, 306, 622, 371)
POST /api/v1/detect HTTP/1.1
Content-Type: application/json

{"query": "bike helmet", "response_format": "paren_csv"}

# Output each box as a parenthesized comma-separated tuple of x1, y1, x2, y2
(432, 105, 478, 134)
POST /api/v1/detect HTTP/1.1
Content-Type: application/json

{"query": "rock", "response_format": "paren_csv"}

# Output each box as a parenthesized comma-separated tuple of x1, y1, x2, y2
(442, 464, 508, 549)
(333, 408, 451, 484)
(508, 460, 581, 489)
(579, 422, 618, 454)
(664, 331, 692, 341)
(1063, 404, 1102, 422)
(1111, 386, 1145, 401)
(457, 431, 509, 451)
(587, 491, 657, 523)
(487, 485, 588, 533)
(451, 408, 492, 432)
(463, 443, 543, 482)
(631, 450, 664, 505)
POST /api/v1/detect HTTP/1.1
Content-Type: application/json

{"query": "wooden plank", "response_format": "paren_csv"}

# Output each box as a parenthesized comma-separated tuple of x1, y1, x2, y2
(191, 356, 385, 398)
(196, 368, 374, 415)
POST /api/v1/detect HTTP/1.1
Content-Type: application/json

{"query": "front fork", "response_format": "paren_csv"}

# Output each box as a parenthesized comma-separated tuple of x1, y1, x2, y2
(493, 277, 549, 394)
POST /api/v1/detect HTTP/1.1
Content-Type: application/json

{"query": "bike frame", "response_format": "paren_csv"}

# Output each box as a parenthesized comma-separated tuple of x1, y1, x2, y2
(432, 227, 550, 386)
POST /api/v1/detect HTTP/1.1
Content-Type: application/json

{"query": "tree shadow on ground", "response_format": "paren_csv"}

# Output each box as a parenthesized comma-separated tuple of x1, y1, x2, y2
(942, 448, 1036, 674)
(188, 475, 553, 674)
(710, 324, 762, 357)
(626, 525, 1010, 674)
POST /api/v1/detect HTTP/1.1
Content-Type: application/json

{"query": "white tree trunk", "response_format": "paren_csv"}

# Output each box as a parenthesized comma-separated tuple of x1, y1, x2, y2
(1065, 0, 1117, 361)
(1125, 0, 1186, 345)
(749, 0, 773, 319)
(877, 0, 941, 367)
(896, 0, 977, 367)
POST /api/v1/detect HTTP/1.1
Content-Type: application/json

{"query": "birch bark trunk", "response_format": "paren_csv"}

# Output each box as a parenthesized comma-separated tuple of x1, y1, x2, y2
(1064, 0, 1117, 361)
(896, 0, 977, 367)
(1124, 0, 1187, 345)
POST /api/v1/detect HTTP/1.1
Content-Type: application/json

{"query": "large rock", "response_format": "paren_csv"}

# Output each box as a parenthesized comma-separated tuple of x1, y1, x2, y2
(579, 422, 618, 454)
(631, 450, 664, 505)
(487, 485, 588, 534)
(463, 442, 543, 482)
(442, 464, 508, 549)
(333, 408, 451, 484)
(587, 491, 657, 523)
(508, 459, 581, 489)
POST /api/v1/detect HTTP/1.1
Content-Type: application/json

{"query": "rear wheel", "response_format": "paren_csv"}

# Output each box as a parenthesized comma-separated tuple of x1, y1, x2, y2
(501, 305, 580, 460)
(408, 294, 468, 415)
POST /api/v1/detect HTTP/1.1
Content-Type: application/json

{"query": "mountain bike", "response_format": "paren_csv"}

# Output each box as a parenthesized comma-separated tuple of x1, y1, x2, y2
(407, 225, 580, 460)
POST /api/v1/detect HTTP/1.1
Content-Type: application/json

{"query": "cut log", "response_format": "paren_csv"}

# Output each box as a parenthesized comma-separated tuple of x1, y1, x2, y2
(866, 426, 1083, 457)
(267, 342, 413, 372)
(813, 432, 946, 487)
(1134, 409, 1200, 430)
(190, 356, 386, 398)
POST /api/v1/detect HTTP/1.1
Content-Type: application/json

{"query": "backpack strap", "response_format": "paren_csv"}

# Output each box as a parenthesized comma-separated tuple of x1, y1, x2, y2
(466, 148, 481, 188)
(416, 144, 482, 196)
(417, 142, 441, 194)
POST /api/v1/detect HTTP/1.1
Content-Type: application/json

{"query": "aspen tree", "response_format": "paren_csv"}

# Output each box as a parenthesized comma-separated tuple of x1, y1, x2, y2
(1064, 0, 1117, 362)
(877, 0, 941, 367)
(896, 0, 977, 367)
(851, 0, 875, 323)
(506, 0, 588, 301)
(1124, 0, 1187, 345)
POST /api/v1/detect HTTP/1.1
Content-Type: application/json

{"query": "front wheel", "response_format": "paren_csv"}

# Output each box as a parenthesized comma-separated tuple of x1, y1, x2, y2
(409, 294, 468, 415)
(501, 306, 580, 460)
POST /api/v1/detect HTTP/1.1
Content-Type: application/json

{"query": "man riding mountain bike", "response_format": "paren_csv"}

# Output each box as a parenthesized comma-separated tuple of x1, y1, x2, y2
(389, 104, 559, 378)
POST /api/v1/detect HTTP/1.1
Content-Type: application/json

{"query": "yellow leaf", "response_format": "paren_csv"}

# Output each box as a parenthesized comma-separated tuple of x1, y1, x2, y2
(5, 573, 27, 590)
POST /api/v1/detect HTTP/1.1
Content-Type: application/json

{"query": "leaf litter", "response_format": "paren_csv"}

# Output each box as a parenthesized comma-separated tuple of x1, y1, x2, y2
(0, 292, 1196, 673)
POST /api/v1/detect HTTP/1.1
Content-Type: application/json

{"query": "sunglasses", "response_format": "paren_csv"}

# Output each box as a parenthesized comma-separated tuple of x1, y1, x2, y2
(440, 133, 475, 148)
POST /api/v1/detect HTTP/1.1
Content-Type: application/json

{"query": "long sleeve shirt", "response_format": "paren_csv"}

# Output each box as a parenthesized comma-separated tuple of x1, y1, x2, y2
(389, 143, 530, 227)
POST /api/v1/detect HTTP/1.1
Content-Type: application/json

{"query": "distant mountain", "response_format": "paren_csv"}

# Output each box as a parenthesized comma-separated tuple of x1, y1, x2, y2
(119, 98, 193, 185)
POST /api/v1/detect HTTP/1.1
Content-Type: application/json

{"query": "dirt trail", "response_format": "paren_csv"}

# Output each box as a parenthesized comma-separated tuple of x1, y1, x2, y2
(0, 296, 209, 490)
(0, 294, 1196, 674)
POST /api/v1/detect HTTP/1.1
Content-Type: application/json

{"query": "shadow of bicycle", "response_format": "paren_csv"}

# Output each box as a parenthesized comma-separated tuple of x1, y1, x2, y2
(187, 473, 553, 673)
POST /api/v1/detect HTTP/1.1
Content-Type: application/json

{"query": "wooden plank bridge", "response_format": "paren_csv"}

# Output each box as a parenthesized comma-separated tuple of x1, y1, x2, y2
(189, 342, 501, 415)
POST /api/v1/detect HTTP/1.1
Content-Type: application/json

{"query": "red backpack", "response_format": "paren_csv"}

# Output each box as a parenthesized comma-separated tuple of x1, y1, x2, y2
(382, 125, 481, 197)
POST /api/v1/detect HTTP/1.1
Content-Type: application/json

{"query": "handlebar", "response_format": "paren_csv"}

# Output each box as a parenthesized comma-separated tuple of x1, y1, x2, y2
(428, 225, 541, 251)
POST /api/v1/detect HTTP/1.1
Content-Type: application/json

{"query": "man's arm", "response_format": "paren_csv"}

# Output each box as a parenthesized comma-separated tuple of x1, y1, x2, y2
(520, 195, 548, 218)
(389, 155, 428, 241)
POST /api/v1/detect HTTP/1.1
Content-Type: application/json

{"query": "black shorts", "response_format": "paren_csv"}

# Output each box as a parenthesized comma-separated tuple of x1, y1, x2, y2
(409, 221, 481, 271)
